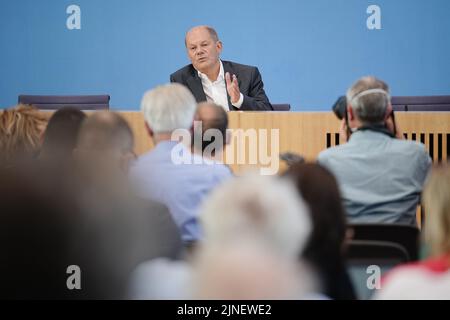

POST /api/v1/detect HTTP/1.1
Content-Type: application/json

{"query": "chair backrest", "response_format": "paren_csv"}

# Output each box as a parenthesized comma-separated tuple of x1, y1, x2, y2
(18, 95, 110, 110)
(348, 223, 420, 261)
(346, 240, 410, 262)
(272, 104, 291, 111)
(391, 95, 450, 112)
(345, 240, 410, 300)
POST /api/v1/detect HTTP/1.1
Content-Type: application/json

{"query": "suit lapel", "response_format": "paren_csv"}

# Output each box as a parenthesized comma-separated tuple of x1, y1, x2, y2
(186, 67, 207, 102)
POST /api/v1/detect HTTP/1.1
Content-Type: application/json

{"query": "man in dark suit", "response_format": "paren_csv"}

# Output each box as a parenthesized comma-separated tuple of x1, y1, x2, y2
(170, 26, 272, 111)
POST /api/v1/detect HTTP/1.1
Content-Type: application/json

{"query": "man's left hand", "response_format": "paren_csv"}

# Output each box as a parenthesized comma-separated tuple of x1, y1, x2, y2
(225, 72, 241, 104)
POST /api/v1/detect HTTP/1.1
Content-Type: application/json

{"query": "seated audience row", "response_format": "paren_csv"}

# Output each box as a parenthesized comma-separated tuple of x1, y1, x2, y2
(0, 74, 438, 299)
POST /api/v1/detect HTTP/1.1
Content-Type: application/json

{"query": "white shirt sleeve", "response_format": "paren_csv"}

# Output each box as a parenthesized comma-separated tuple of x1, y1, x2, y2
(231, 93, 244, 109)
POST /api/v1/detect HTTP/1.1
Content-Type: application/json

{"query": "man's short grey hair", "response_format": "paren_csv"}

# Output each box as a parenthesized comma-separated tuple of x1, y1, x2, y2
(141, 83, 197, 134)
(201, 26, 219, 42)
(199, 174, 311, 259)
(346, 76, 390, 124)
(185, 25, 219, 46)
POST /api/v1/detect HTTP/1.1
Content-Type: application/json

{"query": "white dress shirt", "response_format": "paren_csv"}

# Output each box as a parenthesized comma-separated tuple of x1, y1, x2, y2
(197, 60, 243, 111)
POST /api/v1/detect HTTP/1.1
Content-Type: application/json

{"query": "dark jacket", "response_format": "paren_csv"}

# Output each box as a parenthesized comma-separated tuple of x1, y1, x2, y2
(170, 60, 273, 111)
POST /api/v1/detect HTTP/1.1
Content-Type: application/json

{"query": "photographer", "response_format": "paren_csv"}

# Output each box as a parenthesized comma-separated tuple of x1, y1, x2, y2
(332, 93, 403, 143)
(318, 76, 431, 225)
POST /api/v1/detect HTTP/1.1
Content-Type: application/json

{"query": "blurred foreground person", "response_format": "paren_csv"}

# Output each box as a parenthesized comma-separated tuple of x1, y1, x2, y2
(0, 104, 49, 167)
(375, 165, 450, 300)
(193, 241, 306, 299)
(0, 111, 182, 299)
(71, 111, 182, 298)
(131, 175, 319, 299)
(74, 111, 183, 257)
(0, 167, 75, 299)
(194, 174, 315, 299)
(39, 107, 86, 166)
(36, 107, 87, 193)
(284, 163, 356, 300)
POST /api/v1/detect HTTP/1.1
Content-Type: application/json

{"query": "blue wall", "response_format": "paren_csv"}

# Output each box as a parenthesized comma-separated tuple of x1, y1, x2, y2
(1, 0, 450, 111)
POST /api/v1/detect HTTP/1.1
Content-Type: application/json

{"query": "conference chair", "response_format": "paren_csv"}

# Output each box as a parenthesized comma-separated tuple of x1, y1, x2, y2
(272, 104, 291, 111)
(18, 95, 110, 110)
(391, 95, 450, 112)
(345, 240, 410, 300)
(346, 240, 411, 262)
(347, 223, 420, 261)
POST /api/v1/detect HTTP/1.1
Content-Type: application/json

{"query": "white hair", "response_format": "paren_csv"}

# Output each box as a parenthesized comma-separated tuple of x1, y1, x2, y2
(140, 83, 197, 134)
(346, 76, 390, 124)
(199, 174, 311, 259)
(192, 241, 314, 299)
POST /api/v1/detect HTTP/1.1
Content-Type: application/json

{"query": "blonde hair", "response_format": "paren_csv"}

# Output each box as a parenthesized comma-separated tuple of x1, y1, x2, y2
(423, 165, 450, 256)
(0, 104, 49, 163)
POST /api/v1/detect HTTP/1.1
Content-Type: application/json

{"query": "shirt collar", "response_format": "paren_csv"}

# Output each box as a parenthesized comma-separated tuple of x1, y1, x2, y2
(154, 140, 181, 150)
(197, 60, 224, 83)
(348, 129, 392, 143)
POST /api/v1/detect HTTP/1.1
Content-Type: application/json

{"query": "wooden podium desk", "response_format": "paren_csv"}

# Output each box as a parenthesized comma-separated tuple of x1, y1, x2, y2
(120, 111, 450, 175)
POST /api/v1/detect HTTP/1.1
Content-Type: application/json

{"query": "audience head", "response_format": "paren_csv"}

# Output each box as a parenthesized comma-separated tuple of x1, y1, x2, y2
(423, 164, 450, 257)
(193, 102, 229, 155)
(141, 83, 197, 140)
(283, 163, 347, 261)
(0, 104, 48, 165)
(40, 107, 86, 161)
(75, 111, 135, 175)
(283, 163, 355, 299)
(193, 241, 310, 299)
(346, 76, 391, 126)
(185, 26, 222, 75)
(199, 174, 311, 259)
(0, 164, 154, 299)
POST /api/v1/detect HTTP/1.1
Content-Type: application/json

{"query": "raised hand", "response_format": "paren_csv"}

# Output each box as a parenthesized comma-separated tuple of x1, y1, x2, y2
(225, 72, 241, 104)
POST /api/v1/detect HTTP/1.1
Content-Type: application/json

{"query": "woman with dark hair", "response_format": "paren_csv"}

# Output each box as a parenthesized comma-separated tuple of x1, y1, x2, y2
(283, 163, 356, 300)
(39, 107, 86, 164)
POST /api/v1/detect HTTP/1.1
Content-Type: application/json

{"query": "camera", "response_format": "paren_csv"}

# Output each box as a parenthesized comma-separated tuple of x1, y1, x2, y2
(332, 96, 347, 120)
(331, 94, 398, 138)
(279, 152, 305, 166)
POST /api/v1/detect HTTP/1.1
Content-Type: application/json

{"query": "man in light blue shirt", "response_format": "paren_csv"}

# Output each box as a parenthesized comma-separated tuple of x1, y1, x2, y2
(318, 76, 431, 225)
(130, 84, 232, 242)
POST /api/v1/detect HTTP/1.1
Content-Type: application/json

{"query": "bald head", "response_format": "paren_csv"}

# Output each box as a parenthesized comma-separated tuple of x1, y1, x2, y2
(193, 102, 229, 153)
(196, 101, 227, 121)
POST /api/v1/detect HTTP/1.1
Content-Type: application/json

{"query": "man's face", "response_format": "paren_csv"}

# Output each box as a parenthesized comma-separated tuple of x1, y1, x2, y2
(186, 27, 222, 74)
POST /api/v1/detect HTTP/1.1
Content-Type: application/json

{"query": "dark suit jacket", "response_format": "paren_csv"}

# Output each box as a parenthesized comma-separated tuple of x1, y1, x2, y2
(170, 60, 273, 111)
